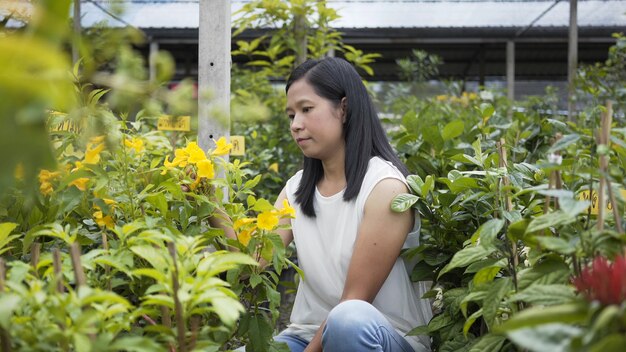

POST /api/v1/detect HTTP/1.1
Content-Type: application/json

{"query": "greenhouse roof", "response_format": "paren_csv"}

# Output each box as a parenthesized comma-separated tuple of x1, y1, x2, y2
(72, 0, 625, 30)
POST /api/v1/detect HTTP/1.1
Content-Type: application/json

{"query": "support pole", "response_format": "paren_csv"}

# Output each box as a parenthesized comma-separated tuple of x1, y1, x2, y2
(568, 0, 578, 120)
(294, 12, 308, 65)
(149, 40, 159, 82)
(198, 0, 231, 155)
(506, 40, 515, 117)
(72, 0, 81, 64)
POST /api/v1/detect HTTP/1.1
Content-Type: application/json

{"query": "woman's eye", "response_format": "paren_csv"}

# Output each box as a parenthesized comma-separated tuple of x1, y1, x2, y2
(287, 114, 295, 120)
(302, 107, 312, 113)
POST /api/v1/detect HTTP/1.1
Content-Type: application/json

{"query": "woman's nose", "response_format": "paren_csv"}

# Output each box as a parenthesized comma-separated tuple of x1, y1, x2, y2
(291, 114, 303, 132)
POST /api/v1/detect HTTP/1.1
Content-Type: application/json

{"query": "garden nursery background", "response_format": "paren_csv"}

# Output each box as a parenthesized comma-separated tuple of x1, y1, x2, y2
(0, 0, 625, 351)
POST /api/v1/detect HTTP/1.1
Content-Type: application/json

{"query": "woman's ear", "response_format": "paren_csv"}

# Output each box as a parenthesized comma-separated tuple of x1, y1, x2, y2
(340, 97, 347, 123)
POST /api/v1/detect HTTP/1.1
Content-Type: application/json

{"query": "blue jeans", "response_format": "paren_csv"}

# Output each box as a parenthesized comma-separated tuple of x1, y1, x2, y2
(273, 300, 418, 352)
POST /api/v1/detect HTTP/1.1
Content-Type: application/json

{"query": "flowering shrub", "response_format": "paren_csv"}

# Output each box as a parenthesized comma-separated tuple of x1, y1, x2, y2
(572, 254, 626, 306)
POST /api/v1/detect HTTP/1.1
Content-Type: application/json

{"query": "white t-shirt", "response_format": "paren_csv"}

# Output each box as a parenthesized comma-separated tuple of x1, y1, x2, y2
(283, 157, 432, 351)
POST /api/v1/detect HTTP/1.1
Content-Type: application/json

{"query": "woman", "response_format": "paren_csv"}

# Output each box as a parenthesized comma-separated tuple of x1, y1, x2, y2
(236, 57, 432, 351)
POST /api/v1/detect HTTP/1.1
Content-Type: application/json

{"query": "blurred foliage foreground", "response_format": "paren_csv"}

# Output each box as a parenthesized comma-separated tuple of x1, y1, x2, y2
(2, 0, 626, 352)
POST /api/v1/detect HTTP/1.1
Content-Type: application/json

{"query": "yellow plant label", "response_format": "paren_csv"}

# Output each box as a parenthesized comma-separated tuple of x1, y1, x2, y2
(49, 120, 83, 133)
(230, 135, 245, 156)
(157, 116, 191, 131)
(578, 189, 626, 215)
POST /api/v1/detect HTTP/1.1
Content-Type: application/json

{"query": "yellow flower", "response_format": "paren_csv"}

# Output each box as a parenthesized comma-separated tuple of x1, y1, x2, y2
(268, 162, 279, 173)
(279, 199, 295, 218)
(185, 142, 207, 164)
(161, 148, 190, 174)
(435, 95, 447, 102)
(72, 161, 84, 172)
(211, 137, 233, 156)
(103, 198, 117, 206)
(257, 211, 279, 231)
(14, 163, 24, 180)
(233, 217, 255, 231)
(40, 182, 54, 196)
(38, 169, 61, 183)
(93, 209, 115, 229)
(70, 177, 90, 191)
(237, 227, 255, 246)
(38, 169, 61, 196)
(196, 159, 215, 179)
(124, 137, 144, 153)
(89, 135, 106, 144)
(84, 141, 105, 164)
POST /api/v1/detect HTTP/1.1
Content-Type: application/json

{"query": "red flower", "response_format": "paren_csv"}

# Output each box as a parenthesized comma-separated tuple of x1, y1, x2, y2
(572, 254, 626, 305)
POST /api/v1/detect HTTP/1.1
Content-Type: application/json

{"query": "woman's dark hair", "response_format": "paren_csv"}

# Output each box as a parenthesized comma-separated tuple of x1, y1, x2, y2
(286, 57, 409, 217)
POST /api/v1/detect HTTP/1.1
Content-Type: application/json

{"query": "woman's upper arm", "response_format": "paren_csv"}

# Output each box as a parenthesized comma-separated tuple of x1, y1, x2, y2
(274, 186, 294, 248)
(341, 178, 413, 302)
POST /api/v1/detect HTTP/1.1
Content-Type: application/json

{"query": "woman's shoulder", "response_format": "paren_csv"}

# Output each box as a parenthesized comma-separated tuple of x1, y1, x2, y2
(366, 156, 405, 181)
(285, 169, 304, 195)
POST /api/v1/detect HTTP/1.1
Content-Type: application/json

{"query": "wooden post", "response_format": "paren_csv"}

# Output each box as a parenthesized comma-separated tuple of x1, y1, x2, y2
(30, 243, 41, 276)
(198, 0, 231, 156)
(72, 0, 81, 64)
(506, 40, 515, 118)
(52, 248, 64, 293)
(69, 243, 86, 287)
(568, 0, 578, 121)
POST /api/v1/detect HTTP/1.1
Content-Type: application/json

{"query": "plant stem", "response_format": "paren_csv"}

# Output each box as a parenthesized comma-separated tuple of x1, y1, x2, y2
(168, 242, 186, 352)
(52, 249, 64, 293)
(597, 101, 612, 231)
(101, 232, 112, 291)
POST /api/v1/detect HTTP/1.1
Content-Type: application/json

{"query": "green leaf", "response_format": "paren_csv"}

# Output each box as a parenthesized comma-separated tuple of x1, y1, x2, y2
(507, 323, 581, 352)
(252, 198, 274, 212)
(212, 296, 244, 327)
(391, 193, 419, 212)
(442, 120, 465, 141)
(422, 175, 434, 196)
(470, 218, 505, 247)
(518, 258, 570, 289)
(463, 308, 483, 337)
(0, 222, 18, 242)
(534, 236, 576, 255)
(130, 245, 168, 272)
(483, 278, 511, 328)
(439, 245, 496, 278)
(0, 294, 20, 328)
(497, 303, 588, 332)
(107, 336, 164, 352)
(547, 134, 580, 154)
(468, 334, 506, 352)
(428, 313, 455, 332)
(509, 284, 576, 306)
(526, 211, 577, 233)
(406, 325, 429, 336)
(590, 334, 626, 352)
(480, 103, 495, 119)
(406, 175, 424, 196)
(558, 197, 590, 216)
(473, 266, 501, 286)
(244, 314, 273, 352)
(146, 193, 168, 216)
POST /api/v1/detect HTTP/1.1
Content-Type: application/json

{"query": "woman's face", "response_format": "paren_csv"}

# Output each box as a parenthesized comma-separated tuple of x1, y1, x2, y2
(286, 79, 345, 161)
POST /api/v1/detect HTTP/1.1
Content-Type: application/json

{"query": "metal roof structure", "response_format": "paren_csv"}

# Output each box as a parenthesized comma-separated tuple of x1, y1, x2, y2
(77, 1, 625, 29)
(3, 1, 624, 85)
